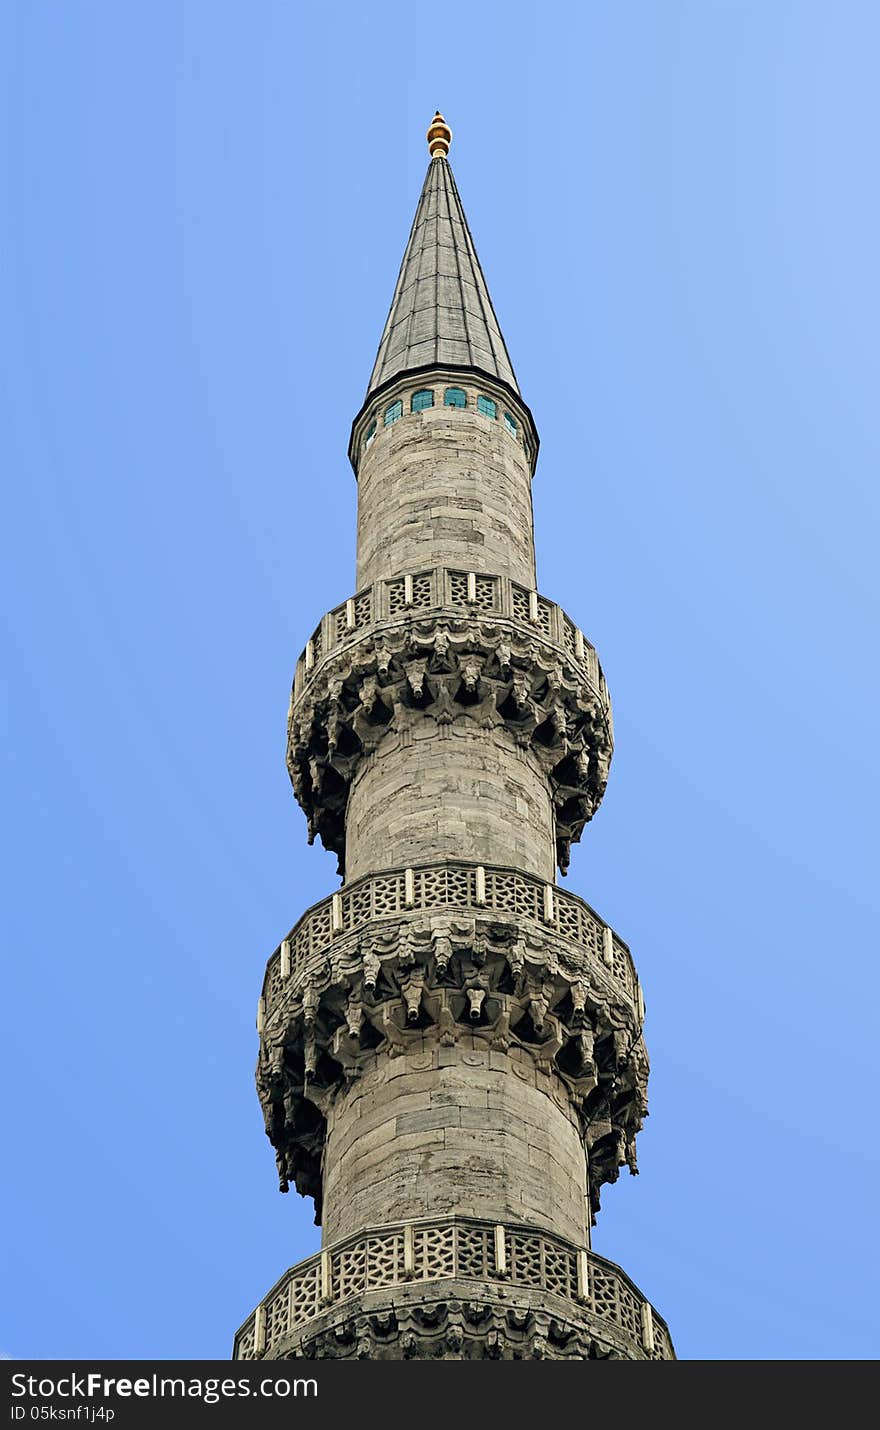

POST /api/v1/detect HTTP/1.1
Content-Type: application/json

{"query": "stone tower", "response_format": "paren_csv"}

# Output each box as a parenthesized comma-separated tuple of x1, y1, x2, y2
(234, 115, 674, 1362)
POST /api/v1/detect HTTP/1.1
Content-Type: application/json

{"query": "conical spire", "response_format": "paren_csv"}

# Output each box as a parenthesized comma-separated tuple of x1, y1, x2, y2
(366, 115, 519, 399)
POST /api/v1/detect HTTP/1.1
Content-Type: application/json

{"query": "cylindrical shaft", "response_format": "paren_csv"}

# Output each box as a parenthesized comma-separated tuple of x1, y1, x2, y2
(321, 1045, 589, 1247)
(355, 374, 537, 592)
(343, 730, 556, 885)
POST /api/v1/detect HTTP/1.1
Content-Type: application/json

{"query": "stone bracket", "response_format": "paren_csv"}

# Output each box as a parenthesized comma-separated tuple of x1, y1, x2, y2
(288, 610, 613, 876)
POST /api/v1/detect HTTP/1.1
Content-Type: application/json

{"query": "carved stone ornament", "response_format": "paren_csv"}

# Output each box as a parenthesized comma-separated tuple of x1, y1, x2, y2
(256, 913, 647, 1223)
(232, 1225, 675, 1362)
(287, 611, 613, 876)
(292, 1298, 625, 1361)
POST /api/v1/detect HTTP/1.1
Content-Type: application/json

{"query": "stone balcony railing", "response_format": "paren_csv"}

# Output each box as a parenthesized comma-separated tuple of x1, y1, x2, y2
(291, 565, 612, 733)
(233, 1216, 674, 1362)
(258, 859, 642, 1023)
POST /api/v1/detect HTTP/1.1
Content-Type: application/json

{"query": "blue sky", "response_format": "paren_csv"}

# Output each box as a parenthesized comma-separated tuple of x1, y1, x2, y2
(1, 2, 878, 1360)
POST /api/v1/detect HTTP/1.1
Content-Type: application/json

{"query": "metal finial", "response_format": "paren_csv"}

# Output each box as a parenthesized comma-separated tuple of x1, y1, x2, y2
(427, 111, 452, 159)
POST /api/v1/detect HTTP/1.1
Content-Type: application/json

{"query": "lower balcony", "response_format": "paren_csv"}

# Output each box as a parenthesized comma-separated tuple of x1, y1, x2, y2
(233, 1216, 673, 1362)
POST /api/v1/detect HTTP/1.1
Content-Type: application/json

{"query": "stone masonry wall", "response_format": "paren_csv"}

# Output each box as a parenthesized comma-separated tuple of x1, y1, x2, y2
(343, 723, 556, 885)
(355, 374, 537, 592)
(320, 1042, 590, 1248)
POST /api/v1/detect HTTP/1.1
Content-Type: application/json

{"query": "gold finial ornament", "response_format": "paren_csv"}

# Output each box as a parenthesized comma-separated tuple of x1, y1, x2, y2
(427, 111, 452, 158)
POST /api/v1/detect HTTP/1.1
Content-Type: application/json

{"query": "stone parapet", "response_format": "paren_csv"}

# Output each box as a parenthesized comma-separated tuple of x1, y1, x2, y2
(233, 1216, 674, 1361)
(260, 860, 640, 1021)
(293, 566, 609, 707)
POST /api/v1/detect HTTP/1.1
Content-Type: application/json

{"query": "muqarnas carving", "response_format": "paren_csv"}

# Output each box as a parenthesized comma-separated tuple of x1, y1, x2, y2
(288, 611, 613, 877)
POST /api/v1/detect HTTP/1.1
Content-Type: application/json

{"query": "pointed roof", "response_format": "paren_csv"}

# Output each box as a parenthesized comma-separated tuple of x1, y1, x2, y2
(366, 140, 519, 400)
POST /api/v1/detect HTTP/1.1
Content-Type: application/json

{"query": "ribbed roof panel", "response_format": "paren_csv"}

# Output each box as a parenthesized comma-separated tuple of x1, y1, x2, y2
(366, 157, 519, 399)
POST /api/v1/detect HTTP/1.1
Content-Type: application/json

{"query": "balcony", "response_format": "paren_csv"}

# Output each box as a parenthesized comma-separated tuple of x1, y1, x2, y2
(259, 859, 642, 1025)
(292, 565, 612, 735)
(233, 1215, 673, 1362)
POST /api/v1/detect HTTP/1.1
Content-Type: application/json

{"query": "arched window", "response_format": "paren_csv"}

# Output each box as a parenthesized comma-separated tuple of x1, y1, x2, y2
(384, 400, 403, 427)
(411, 389, 434, 412)
(477, 395, 497, 419)
(364, 420, 376, 450)
(503, 412, 517, 438)
(444, 387, 467, 409)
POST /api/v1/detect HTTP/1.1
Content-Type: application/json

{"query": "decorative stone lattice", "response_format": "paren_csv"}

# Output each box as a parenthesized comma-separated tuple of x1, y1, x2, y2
(296, 568, 609, 712)
(261, 860, 639, 1010)
(288, 606, 613, 876)
(232, 1217, 673, 1361)
(256, 905, 648, 1222)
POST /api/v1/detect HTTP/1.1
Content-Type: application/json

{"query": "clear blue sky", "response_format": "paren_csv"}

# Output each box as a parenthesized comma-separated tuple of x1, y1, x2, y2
(2, 2, 878, 1361)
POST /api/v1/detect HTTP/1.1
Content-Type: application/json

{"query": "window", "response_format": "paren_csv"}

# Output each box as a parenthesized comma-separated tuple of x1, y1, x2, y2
(444, 387, 467, 409)
(411, 389, 434, 412)
(384, 400, 403, 427)
(503, 412, 517, 438)
(364, 420, 376, 450)
(477, 395, 497, 419)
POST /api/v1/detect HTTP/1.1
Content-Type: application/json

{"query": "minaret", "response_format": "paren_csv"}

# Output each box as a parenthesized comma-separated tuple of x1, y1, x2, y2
(234, 115, 674, 1362)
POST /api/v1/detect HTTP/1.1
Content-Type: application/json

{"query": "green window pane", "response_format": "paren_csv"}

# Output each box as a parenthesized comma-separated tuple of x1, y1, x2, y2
(503, 412, 517, 437)
(444, 387, 467, 409)
(411, 388, 434, 412)
(477, 395, 497, 419)
(384, 400, 403, 427)
(364, 421, 377, 450)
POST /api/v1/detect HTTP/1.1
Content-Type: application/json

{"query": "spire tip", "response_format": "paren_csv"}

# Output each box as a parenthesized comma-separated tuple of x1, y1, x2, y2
(427, 111, 452, 159)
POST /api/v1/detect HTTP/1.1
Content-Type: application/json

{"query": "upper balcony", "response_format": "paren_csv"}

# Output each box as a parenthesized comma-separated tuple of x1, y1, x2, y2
(259, 858, 641, 1023)
(288, 569, 614, 876)
(292, 565, 611, 732)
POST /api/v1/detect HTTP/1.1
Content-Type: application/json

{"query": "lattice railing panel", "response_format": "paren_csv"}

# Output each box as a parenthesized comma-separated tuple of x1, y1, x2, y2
(372, 874, 403, 917)
(650, 1323, 674, 1361)
(291, 1261, 322, 1319)
(590, 1265, 619, 1324)
(535, 597, 553, 639)
(544, 1243, 577, 1300)
(386, 578, 407, 615)
(455, 1223, 491, 1280)
(508, 1230, 543, 1285)
(335, 1243, 367, 1301)
(449, 570, 469, 605)
(308, 903, 332, 950)
(473, 575, 497, 611)
(511, 583, 531, 624)
(353, 591, 372, 629)
(418, 1224, 456, 1280)
(411, 573, 433, 609)
(362, 1232, 401, 1290)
